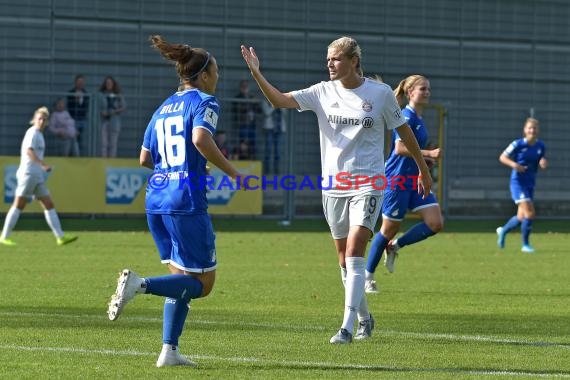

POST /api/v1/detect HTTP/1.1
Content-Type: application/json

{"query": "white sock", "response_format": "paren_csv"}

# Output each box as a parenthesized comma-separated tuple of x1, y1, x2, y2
(342, 265, 370, 322)
(340, 266, 347, 287)
(44, 209, 64, 238)
(1, 206, 21, 239)
(365, 270, 375, 281)
(358, 294, 371, 323)
(341, 257, 366, 334)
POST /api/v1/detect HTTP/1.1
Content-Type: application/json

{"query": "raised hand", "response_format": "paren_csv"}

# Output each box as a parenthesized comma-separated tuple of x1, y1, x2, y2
(240, 45, 260, 72)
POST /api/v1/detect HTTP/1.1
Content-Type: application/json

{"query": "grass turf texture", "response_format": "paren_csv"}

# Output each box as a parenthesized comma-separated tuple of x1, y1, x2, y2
(0, 219, 568, 379)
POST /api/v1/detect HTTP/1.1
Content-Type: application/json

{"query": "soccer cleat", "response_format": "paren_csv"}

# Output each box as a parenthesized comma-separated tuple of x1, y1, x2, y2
(329, 328, 353, 344)
(0, 238, 17, 246)
(496, 227, 505, 249)
(521, 244, 535, 253)
(57, 235, 78, 246)
(364, 279, 379, 294)
(107, 269, 142, 321)
(156, 345, 196, 367)
(385, 241, 399, 273)
(354, 314, 375, 340)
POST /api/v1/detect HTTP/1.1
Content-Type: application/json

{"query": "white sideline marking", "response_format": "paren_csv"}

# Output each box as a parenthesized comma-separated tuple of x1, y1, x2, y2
(2, 310, 570, 349)
(0, 344, 569, 377)
(1, 310, 569, 350)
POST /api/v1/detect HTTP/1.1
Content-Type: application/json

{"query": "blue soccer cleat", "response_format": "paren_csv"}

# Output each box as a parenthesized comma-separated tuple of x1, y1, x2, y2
(521, 244, 535, 253)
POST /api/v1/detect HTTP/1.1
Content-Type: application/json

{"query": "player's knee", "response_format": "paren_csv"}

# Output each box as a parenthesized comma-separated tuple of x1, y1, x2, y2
(381, 224, 400, 239)
(427, 218, 444, 233)
(200, 281, 215, 297)
(193, 271, 216, 298)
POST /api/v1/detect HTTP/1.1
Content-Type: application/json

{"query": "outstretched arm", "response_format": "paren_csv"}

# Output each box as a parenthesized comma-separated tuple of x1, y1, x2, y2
(241, 45, 299, 109)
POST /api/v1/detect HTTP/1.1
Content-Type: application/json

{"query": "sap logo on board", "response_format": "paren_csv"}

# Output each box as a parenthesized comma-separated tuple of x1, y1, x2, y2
(105, 168, 150, 204)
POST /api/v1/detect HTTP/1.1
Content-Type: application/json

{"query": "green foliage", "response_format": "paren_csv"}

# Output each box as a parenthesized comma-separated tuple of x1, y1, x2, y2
(0, 223, 569, 379)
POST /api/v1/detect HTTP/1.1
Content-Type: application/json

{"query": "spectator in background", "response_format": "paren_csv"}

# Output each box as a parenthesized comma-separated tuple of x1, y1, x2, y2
(214, 130, 231, 159)
(67, 74, 89, 154)
(232, 79, 260, 158)
(261, 99, 286, 174)
(496, 117, 547, 253)
(49, 98, 79, 157)
(231, 139, 254, 160)
(99, 76, 126, 158)
(0, 106, 77, 247)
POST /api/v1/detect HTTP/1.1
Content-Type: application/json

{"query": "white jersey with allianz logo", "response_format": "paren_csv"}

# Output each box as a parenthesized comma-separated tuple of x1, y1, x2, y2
(291, 78, 405, 197)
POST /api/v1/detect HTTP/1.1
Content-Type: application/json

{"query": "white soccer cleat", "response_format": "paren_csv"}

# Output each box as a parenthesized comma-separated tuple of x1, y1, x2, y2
(354, 314, 375, 340)
(156, 345, 196, 367)
(329, 328, 353, 344)
(385, 241, 399, 273)
(496, 227, 506, 249)
(364, 279, 379, 294)
(107, 269, 142, 321)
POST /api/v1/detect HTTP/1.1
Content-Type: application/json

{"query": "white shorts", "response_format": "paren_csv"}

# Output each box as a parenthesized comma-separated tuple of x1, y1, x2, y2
(15, 175, 50, 199)
(322, 193, 382, 239)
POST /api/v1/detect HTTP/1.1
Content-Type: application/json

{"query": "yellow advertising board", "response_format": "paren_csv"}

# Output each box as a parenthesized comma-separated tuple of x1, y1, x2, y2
(0, 156, 262, 215)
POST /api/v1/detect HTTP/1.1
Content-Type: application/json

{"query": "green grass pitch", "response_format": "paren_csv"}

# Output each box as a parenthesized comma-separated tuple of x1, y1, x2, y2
(0, 218, 569, 379)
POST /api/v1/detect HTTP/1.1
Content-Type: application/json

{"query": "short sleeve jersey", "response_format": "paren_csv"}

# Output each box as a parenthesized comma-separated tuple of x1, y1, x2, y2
(291, 78, 405, 196)
(503, 138, 546, 187)
(142, 88, 220, 214)
(385, 105, 429, 189)
(17, 126, 45, 179)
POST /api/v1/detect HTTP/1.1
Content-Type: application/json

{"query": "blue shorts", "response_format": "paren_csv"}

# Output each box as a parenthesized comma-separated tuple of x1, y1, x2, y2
(510, 182, 534, 204)
(147, 213, 216, 273)
(382, 188, 438, 221)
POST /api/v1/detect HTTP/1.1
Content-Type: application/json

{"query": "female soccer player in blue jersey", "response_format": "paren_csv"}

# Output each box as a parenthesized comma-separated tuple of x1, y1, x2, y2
(496, 118, 547, 253)
(364, 75, 444, 293)
(107, 35, 245, 367)
(241, 39, 432, 344)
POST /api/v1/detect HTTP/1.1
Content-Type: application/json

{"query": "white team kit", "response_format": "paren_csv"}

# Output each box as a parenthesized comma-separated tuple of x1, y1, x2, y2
(16, 126, 50, 198)
(292, 78, 405, 197)
(292, 78, 406, 236)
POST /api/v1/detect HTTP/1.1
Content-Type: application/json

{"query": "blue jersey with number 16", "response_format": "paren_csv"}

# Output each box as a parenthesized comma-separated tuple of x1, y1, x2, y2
(142, 88, 219, 215)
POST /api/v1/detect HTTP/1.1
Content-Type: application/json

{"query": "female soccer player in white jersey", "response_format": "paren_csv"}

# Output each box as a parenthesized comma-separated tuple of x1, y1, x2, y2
(0, 106, 77, 247)
(496, 118, 547, 253)
(241, 37, 432, 344)
(364, 75, 444, 294)
(107, 35, 246, 367)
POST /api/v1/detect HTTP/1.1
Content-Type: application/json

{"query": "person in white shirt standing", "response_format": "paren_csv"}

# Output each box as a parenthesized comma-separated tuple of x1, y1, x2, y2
(241, 36, 432, 343)
(49, 98, 80, 157)
(0, 106, 77, 246)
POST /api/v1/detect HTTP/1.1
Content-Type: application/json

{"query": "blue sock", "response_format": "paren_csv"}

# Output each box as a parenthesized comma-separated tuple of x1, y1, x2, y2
(366, 233, 389, 273)
(145, 274, 204, 301)
(162, 298, 190, 346)
(521, 218, 533, 245)
(398, 222, 436, 248)
(502, 215, 521, 233)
